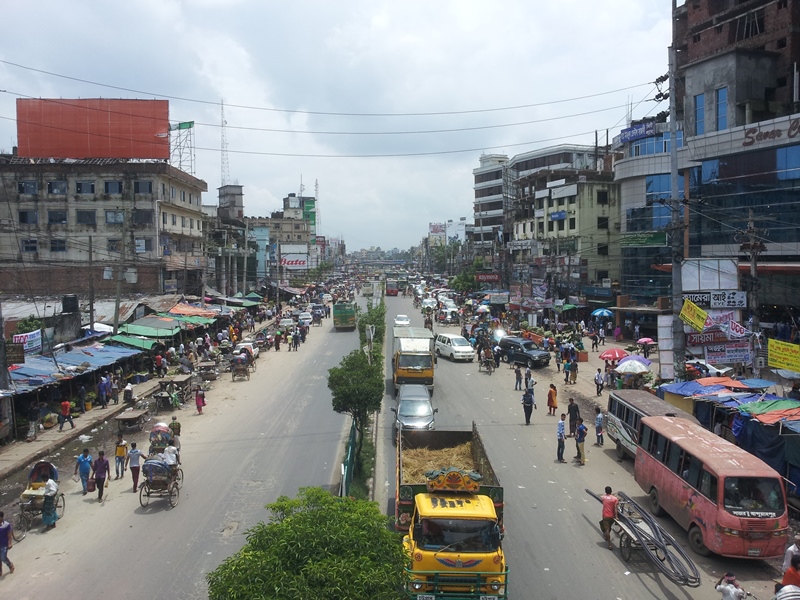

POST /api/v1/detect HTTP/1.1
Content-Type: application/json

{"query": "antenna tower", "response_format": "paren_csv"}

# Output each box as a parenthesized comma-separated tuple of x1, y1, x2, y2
(221, 100, 230, 186)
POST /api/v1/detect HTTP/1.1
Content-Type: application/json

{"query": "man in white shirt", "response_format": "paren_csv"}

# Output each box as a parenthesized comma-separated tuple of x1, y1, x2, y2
(162, 442, 179, 466)
(714, 573, 746, 600)
(784, 535, 800, 572)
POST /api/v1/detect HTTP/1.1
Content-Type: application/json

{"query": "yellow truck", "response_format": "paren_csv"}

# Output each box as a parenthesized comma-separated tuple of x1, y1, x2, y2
(392, 326, 435, 394)
(396, 424, 507, 599)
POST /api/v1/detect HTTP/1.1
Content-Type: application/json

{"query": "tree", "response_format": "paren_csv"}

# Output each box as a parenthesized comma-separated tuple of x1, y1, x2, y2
(207, 487, 407, 600)
(328, 349, 384, 457)
(16, 315, 43, 334)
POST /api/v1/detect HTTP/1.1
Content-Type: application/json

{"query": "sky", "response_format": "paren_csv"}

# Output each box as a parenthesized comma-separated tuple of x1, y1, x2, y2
(0, 0, 673, 252)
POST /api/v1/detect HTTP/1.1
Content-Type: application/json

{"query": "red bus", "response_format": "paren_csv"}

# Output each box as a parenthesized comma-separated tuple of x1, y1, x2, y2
(636, 416, 788, 558)
(386, 279, 399, 296)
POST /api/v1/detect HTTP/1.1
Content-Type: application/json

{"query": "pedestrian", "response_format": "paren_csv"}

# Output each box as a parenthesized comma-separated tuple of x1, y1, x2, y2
(614, 326, 622, 342)
(493, 344, 501, 369)
(293, 331, 301, 351)
(569, 359, 578, 385)
(590, 333, 599, 351)
(286, 332, 293, 351)
(642, 342, 650, 359)
(74, 448, 92, 495)
(91, 450, 111, 502)
(594, 368, 604, 396)
(195, 387, 206, 414)
(715, 573, 747, 600)
(575, 418, 588, 465)
(599, 486, 618, 550)
(524, 366, 532, 390)
(599, 327, 605, 346)
(58, 397, 75, 431)
(114, 433, 128, 480)
(111, 375, 120, 404)
(97, 376, 108, 409)
(594, 406, 604, 446)
(77, 384, 87, 413)
(514, 365, 522, 391)
(567, 397, 580, 437)
(0, 511, 14, 575)
(784, 535, 800, 572)
(42, 475, 59, 530)
(126, 442, 145, 493)
(563, 359, 571, 385)
(556, 413, 567, 463)
(785, 555, 800, 588)
(634, 323, 640, 340)
(521, 388, 534, 425)
(554, 349, 561, 373)
(169, 415, 182, 458)
(547, 384, 558, 416)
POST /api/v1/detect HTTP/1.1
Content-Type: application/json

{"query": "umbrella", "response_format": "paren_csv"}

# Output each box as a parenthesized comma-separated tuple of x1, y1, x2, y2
(599, 348, 629, 361)
(618, 355, 652, 367)
(591, 308, 613, 317)
(637, 337, 655, 345)
(475, 305, 490, 314)
(615, 360, 649, 374)
(775, 369, 800, 380)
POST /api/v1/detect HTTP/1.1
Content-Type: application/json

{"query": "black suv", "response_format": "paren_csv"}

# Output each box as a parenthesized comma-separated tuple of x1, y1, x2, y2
(498, 336, 551, 368)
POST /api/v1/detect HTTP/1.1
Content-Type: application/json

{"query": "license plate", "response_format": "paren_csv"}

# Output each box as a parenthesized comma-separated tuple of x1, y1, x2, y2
(747, 548, 762, 556)
(480, 596, 498, 600)
(417, 595, 435, 600)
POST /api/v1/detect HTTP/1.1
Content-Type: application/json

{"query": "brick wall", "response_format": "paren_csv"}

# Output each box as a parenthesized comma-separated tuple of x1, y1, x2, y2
(0, 263, 161, 295)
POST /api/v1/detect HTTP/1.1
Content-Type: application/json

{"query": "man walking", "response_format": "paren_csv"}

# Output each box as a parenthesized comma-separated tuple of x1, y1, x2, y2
(595, 406, 605, 446)
(563, 359, 571, 385)
(570, 359, 579, 385)
(575, 418, 588, 465)
(74, 448, 92, 495)
(59, 397, 75, 432)
(0, 511, 14, 575)
(599, 486, 619, 550)
(169, 415, 182, 459)
(521, 388, 535, 425)
(514, 365, 522, 391)
(567, 398, 580, 437)
(599, 326, 605, 346)
(594, 368, 604, 396)
(126, 442, 145, 493)
(77, 384, 87, 413)
(114, 433, 128, 480)
(524, 367, 532, 390)
(556, 413, 567, 463)
(91, 450, 111, 502)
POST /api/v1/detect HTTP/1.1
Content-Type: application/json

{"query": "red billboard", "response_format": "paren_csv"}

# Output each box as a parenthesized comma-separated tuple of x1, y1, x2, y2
(476, 273, 500, 282)
(17, 98, 170, 159)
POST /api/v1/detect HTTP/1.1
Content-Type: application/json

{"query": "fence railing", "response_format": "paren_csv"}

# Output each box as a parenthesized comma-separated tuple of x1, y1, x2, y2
(339, 419, 357, 497)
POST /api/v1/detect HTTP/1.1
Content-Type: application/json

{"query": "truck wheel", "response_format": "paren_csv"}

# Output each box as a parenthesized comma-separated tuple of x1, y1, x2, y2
(501, 354, 510, 363)
(527, 358, 536, 369)
(649, 488, 665, 517)
(616, 441, 626, 460)
(688, 525, 710, 556)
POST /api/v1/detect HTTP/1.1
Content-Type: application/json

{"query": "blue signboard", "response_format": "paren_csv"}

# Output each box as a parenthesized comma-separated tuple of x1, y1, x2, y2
(550, 211, 567, 221)
(617, 121, 656, 144)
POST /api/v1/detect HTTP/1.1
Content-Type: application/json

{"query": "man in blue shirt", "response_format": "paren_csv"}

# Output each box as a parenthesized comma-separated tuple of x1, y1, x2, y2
(575, 418, 588, 466)
(556, 414, 567, 463)
(73, 448, 92, 495)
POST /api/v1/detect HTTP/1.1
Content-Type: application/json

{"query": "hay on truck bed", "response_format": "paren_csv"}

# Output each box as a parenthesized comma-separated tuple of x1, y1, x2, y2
(401, 441, 474, 484)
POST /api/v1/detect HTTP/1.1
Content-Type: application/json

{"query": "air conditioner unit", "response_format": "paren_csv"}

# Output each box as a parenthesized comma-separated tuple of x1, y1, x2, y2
(602, 278, 611, 288)
(757, 357, 767, 369)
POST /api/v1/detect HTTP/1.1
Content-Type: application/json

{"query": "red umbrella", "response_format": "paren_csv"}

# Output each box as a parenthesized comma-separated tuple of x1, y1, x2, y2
(637, 337, 655, 345)
(599, 348, 629, 360)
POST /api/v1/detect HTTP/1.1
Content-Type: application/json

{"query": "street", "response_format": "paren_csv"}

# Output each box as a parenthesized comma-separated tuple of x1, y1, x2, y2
(0, 319, 354, 600)
(376, 296, 779, 600)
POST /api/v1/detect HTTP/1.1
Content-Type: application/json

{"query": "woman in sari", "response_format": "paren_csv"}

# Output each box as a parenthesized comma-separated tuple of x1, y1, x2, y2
(42, 476, 59, 530)
(547, 384, 558, 416)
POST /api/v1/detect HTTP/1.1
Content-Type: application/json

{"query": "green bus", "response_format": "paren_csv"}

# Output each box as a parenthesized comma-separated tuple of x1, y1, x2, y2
(333, 302, 357, 330)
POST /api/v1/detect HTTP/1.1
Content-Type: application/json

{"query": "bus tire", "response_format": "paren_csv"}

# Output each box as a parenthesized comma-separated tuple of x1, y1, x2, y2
(615, 441, 626, 461)
(648, 488, 665, 517)
(688, 525, 710, 556)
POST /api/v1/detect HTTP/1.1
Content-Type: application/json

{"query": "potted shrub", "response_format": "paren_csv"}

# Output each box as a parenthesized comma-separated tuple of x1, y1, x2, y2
(85, 391, 96, 411)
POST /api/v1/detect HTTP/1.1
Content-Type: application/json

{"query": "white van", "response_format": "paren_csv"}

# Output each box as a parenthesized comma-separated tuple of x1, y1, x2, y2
(434, 333, 475, 362)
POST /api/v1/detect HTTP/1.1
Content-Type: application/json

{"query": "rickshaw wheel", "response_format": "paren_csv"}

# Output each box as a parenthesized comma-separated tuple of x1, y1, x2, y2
(175, 468, 184, 489)
(246, 371, 250, 380)
(231, 371, 236, 382)
(139, 483, 150, 507)
(168, 483, 180, 507)
(620, 532, 632, 561)
(12, 511, 29, 542)
(56, 493, 66, 519)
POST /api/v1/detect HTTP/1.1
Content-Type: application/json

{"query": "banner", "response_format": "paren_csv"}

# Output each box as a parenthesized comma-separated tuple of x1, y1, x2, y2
(12, 329, 42, 355)
(768, 338, 800, 372)
(705, 342, 751, 364)
(679, 299, 708, 332)
(703, 311, 735, 329)
(280, 254, 308, 270)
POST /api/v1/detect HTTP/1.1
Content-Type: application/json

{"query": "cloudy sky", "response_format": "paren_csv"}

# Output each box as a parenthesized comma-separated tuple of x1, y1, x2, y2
(0, 0, 673, 251)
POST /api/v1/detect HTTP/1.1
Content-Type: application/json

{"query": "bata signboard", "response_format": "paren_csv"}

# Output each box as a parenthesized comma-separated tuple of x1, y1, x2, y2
(280, 254, 308, 270)
(476, 273, 500, 282)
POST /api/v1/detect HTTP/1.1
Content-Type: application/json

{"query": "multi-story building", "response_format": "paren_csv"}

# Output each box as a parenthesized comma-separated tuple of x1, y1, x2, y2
(472, 154, 509, 255)
(0, 156, 207, 295)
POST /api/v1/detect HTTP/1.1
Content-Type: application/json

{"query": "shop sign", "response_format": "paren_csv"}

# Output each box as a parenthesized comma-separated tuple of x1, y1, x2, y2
(710, 290, 746, 308)
(550, 211, 567, 221)
(12, 329, 42, 355)
(742, 118, 800, 147)
(686, 330, 729, 345)
(616, 121, 656, 144)
(489, 293, 510, 304)
(682, 292, 710, 306)
(679, 299, 707, 332)
(280, 254, 308, 270)
(582, 286, 612, 297)
(5, 342, 24, 364)
(476, 273, 500, 282)
(620, 231, 668, 247)
(768, 338, 800, 372)
(705, 341, 751, 363)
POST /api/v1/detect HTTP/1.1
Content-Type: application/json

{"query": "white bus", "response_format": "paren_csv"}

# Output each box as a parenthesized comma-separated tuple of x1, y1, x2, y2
(606, 390, 699, 460)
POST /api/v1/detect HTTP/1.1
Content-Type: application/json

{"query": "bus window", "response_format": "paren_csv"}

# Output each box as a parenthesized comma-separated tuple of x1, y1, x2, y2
(608, 397, 617, 416)
(654, 432, 667, 463)
(724, 477, 786, 516)
(640, 425, 652, 452)
(699, 470, 718, 503)
(666, 443, 682, 474)
(685, 455, 702, 488)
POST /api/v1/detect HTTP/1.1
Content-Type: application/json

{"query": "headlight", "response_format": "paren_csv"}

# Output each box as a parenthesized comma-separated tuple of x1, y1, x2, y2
(411, 581, 424, 591)
(491, 582, 501, 591)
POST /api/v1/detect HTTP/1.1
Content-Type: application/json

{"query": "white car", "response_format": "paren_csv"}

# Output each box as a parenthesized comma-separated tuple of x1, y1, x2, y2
(278, 318, 295, 330)
(322, 294, 333, 302)
(421, 298, 437, 311)
(394, 314, 411, 327)
(686, 359, 733, 377)
(298, 312, 313, 326)
(233, 341, 259, 359)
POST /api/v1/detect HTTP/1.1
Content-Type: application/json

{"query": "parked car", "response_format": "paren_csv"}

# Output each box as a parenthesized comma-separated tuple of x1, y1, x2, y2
(391, 384, 437, 440)
(298, 312, 313, 327)
(278, 318, 295, 330)
(233, 341, 259, 359)
(435, 333, 474, 362)
(394, 314, 411, 327)
(323, 294, 333, 302)
(686, 359, 733, 378)
(498, 336, 550, 368)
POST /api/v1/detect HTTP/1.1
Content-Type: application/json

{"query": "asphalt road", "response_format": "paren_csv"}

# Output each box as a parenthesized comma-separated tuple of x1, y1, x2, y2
(377, 296, 779, 600)
(1, 317, 355, 600)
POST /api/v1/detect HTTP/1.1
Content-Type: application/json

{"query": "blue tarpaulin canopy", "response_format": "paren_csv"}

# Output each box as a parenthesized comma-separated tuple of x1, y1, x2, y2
(659, 381, 726, 397)
(739, 378, 778, 389)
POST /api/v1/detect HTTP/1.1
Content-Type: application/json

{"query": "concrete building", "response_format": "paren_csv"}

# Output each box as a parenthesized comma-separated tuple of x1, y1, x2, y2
(0, 156, 207, 295)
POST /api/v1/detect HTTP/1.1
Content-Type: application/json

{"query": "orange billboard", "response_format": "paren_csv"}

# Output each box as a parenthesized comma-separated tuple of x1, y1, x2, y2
(17, 98, 170, 159)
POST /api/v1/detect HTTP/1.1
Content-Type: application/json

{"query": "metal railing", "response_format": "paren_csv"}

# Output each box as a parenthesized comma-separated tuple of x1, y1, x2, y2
(339, 419, 357, 497)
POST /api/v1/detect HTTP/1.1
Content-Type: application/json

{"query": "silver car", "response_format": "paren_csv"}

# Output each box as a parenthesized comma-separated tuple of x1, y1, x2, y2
(391, 384, 437, 441)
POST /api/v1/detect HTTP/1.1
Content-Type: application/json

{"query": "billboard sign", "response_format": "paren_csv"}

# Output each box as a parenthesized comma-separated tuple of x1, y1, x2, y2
(620, 231, 668, 247)
(687, 330, 730, 346)
(550, 211, 567, 221)
(489, 293, 510, 304)
(476, 273, 500, 282)
(13, 329, 42, 355)
(17, 98, 170, 159)
(679, 299, 708, 332)
(616, 121, 656, 144)
(768, 338, 800, 372)
(280, 254, 308, 270)
(428, 223, 445, 235)
(705, 342, 751, 364)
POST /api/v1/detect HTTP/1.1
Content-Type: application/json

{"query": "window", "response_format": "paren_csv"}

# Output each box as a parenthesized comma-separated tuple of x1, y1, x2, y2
(17, 181, 37, 194)
(48, 210, 67, 224)
(692, 33, 701, 43)
(21, 239, 37, 252)
(537, 198, 544, 210)
(171, 186, 176, 199)
(132, 209, 154, 225)
(568, 217, 576, 230)
(47, 181, 67, 195)
(190, 218, 194, 230)
(171, 214, 177, 226)
(77, 210, 96, 225)
(107, 239, 121, 252)
(547, 221, 554, 232)
(188, 193, 193, 205)
(538, 221, 544, 235)
(181, 190, 186, 202)
(777, 37, 787, 49)
(699, 470, 718, 503)
(715, 88, 728, 131)
(294, 223, 301, 230)
(19, 210, 38, 224)
(161, 183, 167, 198)
(597, 216, 609, 230)
(181, 216, 187, 228)
(104, 181, 123, 194)
(135, 238, 153, 253)
(50, 239, 66, 252)
(568, 196, 576, 204)
(598, 243, 609, 256)
(694, 94, 705, 135)
(76, 181, 95, 194)
(557, 220, 565, 231)
(779, 0, 788, 8)
(734, 9, 764, 41)
(162, 211, 167, 226)
(597, 190, 608, 205)
(547, 198, 554, 208)
(134, 181, 153, 194)
(597, 270, 609, 280)
(558, 198, 565, 207)
(105, 210, 124, 224)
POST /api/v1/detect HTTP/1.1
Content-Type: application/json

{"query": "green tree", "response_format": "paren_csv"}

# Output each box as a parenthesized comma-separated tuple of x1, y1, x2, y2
(328, 349, 384, 457)
(15, 315, 43, 334)
(207, 487, 407, 600)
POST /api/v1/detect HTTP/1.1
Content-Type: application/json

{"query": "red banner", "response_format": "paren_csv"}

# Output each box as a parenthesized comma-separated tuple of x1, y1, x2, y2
(476, 273, 500, 282)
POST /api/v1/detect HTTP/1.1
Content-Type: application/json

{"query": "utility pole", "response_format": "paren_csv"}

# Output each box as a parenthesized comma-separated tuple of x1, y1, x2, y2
(740, 209, 765, 376)
(668, 23, 687, 382)
(88, 236, 95, 329)
(113, 209, 128, 335)
(0, 303, 10, 389)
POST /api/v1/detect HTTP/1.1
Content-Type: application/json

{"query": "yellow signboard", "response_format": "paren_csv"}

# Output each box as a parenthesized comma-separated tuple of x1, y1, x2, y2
(768, 338, 800, 373)
(679, 299, 708, 332)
